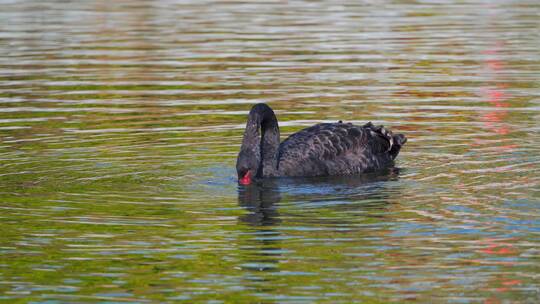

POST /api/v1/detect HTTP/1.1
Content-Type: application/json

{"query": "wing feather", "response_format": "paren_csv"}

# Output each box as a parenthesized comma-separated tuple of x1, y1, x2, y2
(277, 122, 402, 176)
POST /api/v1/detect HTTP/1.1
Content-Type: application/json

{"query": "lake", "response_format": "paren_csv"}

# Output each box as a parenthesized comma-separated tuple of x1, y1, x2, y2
(1, 0, 539, 302)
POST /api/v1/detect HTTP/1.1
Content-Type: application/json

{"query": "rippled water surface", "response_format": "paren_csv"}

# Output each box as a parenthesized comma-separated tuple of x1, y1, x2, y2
(1, 0, 540, 302)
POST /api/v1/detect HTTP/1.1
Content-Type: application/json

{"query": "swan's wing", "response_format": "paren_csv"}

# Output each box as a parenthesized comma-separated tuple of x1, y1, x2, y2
(277, 122, 406, 176)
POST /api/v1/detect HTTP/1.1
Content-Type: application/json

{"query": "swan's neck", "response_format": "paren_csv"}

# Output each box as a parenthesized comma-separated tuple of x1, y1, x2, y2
(241, 104, 280, 177)
(260, 118, 279, 176)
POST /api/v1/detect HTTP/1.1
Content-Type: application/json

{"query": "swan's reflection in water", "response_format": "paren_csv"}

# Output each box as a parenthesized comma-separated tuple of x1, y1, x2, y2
(238, 180, 282, 227)
(236, 169, 401, 278)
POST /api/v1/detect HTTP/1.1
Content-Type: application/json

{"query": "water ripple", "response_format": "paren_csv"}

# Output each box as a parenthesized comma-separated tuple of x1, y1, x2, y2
(1, 0, 539, 303)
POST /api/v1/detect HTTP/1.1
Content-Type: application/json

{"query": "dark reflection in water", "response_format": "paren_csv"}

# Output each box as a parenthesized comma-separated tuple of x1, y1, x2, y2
(238, 169, 400, 225)
(237, 180, 282, 276)
(238, 180, 281, 227)
(236, 170, 401, 276)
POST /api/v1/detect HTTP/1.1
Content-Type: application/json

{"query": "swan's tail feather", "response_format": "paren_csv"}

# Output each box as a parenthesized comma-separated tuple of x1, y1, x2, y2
(363, 122, 407, 159)
(389, 133, 407, 160)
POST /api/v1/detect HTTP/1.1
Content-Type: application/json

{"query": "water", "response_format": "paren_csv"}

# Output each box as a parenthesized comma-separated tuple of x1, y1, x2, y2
(1, 0, 539, 302)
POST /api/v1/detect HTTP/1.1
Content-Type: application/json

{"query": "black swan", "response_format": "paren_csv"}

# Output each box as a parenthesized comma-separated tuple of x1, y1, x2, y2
(236, 103, 407, 184)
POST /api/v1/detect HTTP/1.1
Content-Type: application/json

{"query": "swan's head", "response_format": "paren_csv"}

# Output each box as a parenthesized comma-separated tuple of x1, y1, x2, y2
(236, 148, 260, 185)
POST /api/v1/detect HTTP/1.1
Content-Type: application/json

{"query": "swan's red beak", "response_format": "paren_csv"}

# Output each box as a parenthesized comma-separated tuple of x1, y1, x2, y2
(239, 170, 252, 185)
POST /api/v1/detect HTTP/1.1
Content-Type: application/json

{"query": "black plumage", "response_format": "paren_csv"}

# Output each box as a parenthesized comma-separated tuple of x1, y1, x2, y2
(236, 103, 406, 182)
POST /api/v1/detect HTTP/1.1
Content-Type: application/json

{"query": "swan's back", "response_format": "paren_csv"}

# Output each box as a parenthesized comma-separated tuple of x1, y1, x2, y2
(276, 122, 406, 177)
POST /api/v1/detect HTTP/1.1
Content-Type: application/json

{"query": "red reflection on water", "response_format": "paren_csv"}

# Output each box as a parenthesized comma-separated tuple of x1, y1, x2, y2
(502, 279, 521, 286)
(481, 85, 509, 108)
(484, 298, 501, 304)
(475, 238, 522, 298)
(477, 238, 517, 256)
(479, 243, 515, 255)
(494, 279, 522, 294)
(476, 41, 515, 152)
(481, 73, 509, 131)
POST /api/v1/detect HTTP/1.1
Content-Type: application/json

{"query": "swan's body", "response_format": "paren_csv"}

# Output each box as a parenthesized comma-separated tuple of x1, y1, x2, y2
(236, 103, 406, 183)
